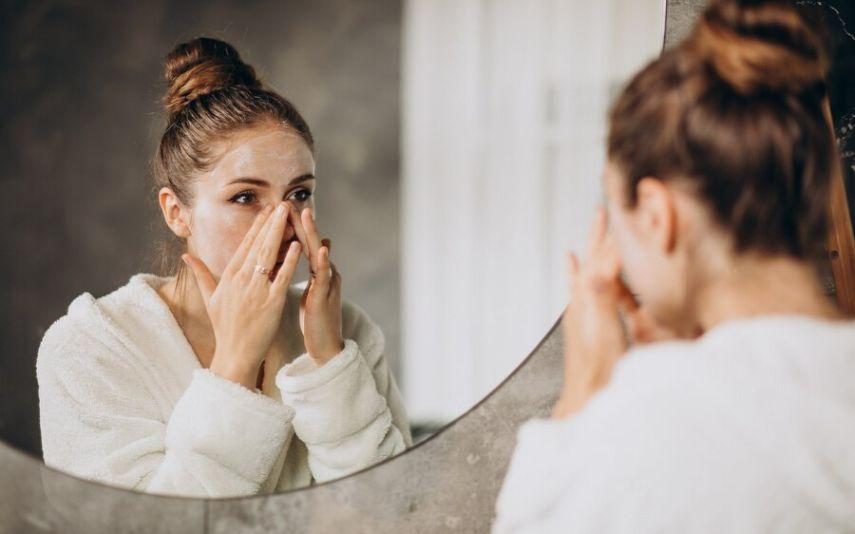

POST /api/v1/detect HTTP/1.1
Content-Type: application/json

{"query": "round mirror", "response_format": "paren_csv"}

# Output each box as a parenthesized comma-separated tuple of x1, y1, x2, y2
(0, 0, 665, 498)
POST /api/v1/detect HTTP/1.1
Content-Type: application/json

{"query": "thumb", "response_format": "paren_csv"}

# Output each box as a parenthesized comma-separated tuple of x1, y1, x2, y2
(181, 253, 216, 306)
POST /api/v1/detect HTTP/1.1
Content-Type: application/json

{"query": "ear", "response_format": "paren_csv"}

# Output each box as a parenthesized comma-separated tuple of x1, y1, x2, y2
(158, 187, 192, 238)
(634, 177, 677, 254)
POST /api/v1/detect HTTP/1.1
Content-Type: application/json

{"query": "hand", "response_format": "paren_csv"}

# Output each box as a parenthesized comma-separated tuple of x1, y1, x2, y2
(552, 207, 628, 420)
(615, 284, 683, 345)
(289, 205, 344, 366)
(182, 202, 302, 389)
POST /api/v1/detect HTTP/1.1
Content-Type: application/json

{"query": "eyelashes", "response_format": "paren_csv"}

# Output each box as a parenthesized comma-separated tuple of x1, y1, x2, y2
(229, 191, 256, 205)
(289, 188, 313, 203)
(228, 188, 313, 206)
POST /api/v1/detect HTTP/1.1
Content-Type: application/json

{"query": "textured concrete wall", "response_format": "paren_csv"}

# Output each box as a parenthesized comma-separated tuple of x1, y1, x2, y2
(0, 0, 402, 456)
(663, 0, 707, 48)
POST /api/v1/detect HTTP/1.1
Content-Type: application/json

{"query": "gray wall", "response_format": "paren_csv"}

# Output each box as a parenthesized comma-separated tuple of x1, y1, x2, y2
(0, 0, 402, 456)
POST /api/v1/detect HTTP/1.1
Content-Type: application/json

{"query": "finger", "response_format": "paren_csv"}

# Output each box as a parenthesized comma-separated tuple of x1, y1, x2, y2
(566, 251, 580, 302)
(566, 251, 580, 281)
(270, 241, 302, 296)
(225, 204, 275, 276)
(253, 201, 289, 274)
(599, 228, 622, 273)
(586, 206, 608, 257)
(243, 202, 287, 277)
(301, 208, 324, 273)
(321, 238, 331, 253)
(311, 246, 333, 303)
(182, 253, 217, 306)
(288, 204, 312, 262)
(329, 259, 342, 300)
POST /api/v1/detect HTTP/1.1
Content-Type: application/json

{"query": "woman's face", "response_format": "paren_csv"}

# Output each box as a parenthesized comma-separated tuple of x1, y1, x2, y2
(602, 160, 686, 330)
(185, 125, 316, 279)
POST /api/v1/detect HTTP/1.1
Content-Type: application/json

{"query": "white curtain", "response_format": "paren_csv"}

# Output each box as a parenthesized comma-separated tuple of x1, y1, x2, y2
(402, 0, 666, 424)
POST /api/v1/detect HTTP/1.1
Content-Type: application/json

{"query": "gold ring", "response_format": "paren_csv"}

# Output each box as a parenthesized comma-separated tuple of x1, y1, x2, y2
(254, 264, 270, 275)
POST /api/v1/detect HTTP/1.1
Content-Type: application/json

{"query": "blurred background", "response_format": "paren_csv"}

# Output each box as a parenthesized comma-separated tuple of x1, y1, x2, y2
(0, 0, 667, 457)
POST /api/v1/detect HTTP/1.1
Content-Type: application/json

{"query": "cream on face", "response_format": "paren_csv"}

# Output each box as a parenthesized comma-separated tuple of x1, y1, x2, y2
(186, 126, 316, 278)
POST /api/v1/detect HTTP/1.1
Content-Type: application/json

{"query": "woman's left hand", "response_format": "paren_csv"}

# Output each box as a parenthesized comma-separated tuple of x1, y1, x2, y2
(552, 207, 629, 420)
(289, 206, 345, 366)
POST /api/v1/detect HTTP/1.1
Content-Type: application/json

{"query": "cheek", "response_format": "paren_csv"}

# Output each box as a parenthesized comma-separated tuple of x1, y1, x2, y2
(190, 204, 255, 275)
(614, 218, 679, 324)
(614, 228, 643, 285)
(613, 216, 657, 302)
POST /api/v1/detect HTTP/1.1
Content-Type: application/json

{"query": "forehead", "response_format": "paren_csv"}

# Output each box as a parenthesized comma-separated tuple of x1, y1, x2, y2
(207, 125, 315, 181)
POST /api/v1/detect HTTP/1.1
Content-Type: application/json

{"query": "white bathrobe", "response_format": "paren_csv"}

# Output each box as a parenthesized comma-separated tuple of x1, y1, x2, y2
(494, 315, 855, 533)
(36, 273, 412, 498)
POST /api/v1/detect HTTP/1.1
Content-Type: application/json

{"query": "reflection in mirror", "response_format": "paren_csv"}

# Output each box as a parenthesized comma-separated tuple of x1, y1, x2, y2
(35, 35, 415, 498)
(1, 0, 665, 498)
(3, 1, 409, 498)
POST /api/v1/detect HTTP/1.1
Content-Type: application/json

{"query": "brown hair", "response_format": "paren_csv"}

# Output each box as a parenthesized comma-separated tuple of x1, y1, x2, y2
(607, 0, 834, 259)
(152, 37, 314, 289)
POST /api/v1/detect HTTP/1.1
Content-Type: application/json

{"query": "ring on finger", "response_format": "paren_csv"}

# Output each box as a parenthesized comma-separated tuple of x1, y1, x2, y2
(254, 264, 271, 276)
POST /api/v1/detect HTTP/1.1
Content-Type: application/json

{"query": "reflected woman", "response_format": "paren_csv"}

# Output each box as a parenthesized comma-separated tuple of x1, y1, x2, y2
(495, 0, 855, 531)
(36, 37, 411, 498)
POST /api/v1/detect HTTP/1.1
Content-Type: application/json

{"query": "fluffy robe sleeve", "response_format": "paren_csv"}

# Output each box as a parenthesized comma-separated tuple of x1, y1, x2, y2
(36, 312, 297, 498)
(37, 288, 411, 497)
(276, 298, 412, 482)
(492, 328, 855, 534)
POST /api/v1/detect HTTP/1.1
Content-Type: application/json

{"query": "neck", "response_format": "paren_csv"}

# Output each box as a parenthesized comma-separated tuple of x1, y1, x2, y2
(158, 267, 216, 365)
(691, 254, 843, 333)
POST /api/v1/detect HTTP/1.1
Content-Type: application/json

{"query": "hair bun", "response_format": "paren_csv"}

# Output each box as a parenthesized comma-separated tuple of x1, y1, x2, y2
(163, 37, 262, 119)
(689, 0, 828, 95)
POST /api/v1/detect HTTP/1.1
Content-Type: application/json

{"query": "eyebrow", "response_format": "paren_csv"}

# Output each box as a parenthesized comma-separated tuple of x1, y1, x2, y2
(226, 174, 315, 187)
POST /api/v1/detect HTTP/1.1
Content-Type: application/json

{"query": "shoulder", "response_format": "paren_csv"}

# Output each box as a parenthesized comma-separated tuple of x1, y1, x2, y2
(609, 338, 713, 393)
(560, 338, 755, 474)
(37, 274, 161, 378)
(548, 339, 735, 475)
(499, 343, 754, 530)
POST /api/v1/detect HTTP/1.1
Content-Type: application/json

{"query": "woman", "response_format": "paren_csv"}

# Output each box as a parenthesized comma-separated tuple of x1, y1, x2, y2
(494, 0, 855, 532)
(36, 37, 411, 498)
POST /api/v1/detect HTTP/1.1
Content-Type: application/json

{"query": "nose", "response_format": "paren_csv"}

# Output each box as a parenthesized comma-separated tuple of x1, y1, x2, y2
(278, 201, 297, 256)
(282, 223, 295, 241)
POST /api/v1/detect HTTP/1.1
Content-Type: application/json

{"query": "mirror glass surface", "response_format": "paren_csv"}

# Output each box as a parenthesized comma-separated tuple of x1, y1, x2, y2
(0, 0, 665, 497)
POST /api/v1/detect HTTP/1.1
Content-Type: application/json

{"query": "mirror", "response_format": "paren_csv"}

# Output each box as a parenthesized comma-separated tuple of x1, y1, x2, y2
(0, 0, 665, 497)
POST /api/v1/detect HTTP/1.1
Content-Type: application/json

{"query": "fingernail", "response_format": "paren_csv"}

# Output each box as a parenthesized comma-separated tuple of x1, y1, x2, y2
(275, 203, 285, 216)
(309, 209, 315, 221)
(181, 255, 189, 265)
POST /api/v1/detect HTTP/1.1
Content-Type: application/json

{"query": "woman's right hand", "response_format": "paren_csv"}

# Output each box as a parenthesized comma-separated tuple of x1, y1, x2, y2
(182, 202, 302, 389)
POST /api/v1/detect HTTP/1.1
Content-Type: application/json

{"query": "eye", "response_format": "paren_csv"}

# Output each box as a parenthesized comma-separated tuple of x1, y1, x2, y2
(287, 188, 313, 203)
(229, 190, 257, 205)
